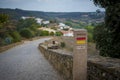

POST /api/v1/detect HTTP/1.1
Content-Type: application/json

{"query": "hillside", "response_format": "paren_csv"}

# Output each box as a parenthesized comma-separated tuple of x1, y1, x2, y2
(0, 8, 49, 20)
(0, 8, 105, 23)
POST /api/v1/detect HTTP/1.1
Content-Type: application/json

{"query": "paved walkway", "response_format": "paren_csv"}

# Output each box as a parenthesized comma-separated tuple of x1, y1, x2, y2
(0, 38, 62, 80)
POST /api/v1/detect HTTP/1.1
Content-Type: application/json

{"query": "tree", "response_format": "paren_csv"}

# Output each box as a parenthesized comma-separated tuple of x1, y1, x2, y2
(60, 42, 66, 49)
(96, 9, 101, 14)
(92, 0, 120, 58)
(85, 25, 94, 42)
(55, 31, 63, 36)
(0, 14, 9, 24)
(5, 36, 13, 44)
(36, 30, 42, 36)
(50, 19, 57, 23)
(0, 14, 17, 45)
(0, 14, 9, 34)
(0, 14, 22, 46)
(49, 32, 55, 36)
(17, 18, 38, 31)
(10, 31, 21, 42)
(20, 28, 34, 38)
(41, 30, 49, 36)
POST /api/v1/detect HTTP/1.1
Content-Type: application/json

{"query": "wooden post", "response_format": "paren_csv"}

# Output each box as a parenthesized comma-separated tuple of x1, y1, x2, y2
(73, 29, 87, 80)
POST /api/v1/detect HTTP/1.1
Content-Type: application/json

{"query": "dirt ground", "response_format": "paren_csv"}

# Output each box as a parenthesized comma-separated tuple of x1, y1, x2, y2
(48, 36, 99, 57)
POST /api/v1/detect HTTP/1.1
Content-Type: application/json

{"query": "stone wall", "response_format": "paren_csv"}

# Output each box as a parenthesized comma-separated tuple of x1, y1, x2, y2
(39, 44, 73, 80)
(39, 44, 120, 80)
(87, 60, 120, 80)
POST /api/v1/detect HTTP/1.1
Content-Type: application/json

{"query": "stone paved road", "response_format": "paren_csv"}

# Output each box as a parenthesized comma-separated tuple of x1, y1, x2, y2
(0, 38, 62, 80)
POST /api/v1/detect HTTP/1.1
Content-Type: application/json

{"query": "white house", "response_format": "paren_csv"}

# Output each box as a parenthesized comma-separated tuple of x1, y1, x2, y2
(21, 16, 35, 19)
(58, 23, 71, 30)
(35, 18, 43, 24)
(59, 23, 66, 27)
(38, 27, 56, 33)
(61, 30, 73, 36)
(21, 16, 43, 24)
(43, 21, 50, 24)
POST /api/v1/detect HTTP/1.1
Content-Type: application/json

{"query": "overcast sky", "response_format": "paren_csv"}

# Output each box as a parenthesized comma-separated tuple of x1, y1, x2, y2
(0, 0, 105, 12)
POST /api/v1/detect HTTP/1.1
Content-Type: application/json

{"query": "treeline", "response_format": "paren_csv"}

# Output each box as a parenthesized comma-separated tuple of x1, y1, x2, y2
(65, 20, 87, 29)
(46, 11, 105, 20)
(0, 14, 62, 47)
(0, 8, 105, 21)
(0, 8, 49, 20)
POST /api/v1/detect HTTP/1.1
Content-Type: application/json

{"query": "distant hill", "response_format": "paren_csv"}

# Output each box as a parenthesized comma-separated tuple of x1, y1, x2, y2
(0, 8, 105, 23)
(0, 8, 49, 20)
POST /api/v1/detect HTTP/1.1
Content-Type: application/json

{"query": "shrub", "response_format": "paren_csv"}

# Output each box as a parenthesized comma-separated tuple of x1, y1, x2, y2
(93, 24, 120, 58)
(49, 32, 54, 36)
(36, 30, 42, 36)
(10, 31, 21, 42)
(20, 28, 34, 38)
(60, 42, 65, 48)
(0, 38, 6, 46)
(92, 0, 120, 59)
(85, 25, 94, 42)
(41, 30, 49, 36)
(55, 31, 63, 36)
(4, 36, 13, 44)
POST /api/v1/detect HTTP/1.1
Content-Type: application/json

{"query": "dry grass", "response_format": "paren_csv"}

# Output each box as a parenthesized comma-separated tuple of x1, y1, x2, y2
(51, 36, 99, 56)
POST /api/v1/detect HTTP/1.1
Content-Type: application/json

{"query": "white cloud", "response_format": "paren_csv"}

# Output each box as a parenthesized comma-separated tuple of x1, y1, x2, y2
(0, 0, 105, 12)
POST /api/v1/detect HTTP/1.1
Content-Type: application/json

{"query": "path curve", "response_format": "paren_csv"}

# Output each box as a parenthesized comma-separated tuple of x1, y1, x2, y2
(0, 38, 62, 80)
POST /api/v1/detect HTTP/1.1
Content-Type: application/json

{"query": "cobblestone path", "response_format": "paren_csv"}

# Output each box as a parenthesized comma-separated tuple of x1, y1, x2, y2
(0, 38, 62, 80)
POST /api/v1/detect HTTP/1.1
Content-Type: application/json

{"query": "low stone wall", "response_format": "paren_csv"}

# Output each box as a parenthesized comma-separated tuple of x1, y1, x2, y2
(87, 60, 120, 80)
(39, 44, 73, 80)
(39, 44, 120, 80)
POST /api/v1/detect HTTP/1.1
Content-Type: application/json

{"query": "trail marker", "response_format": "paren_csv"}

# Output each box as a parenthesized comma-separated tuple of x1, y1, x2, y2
(73, 29, 87, 80)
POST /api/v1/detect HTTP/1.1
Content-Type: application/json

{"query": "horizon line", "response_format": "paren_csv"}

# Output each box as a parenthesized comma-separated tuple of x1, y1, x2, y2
(0, 7, 105, 13)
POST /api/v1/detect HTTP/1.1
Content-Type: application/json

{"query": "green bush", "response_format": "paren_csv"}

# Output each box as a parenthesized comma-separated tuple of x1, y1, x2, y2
(94, 24, 120, 58)
(88, 33, 93, 42)
(41, 30, 49, 36)
(92, 0, 120, 59)
(17, 18, 38, 31)
(4, 36, 13, 44)
(10, 31, 21, 42)
(49, 32, 54, 36)
(0, 14, 9, 23)
(55, 31, 63, 36)
(36, 30, 42, 36)
(20, 28, 34, 38)
(85, 25, 94, 42)
(60, 42, 65, 48)
(0, 39, 6, 46)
